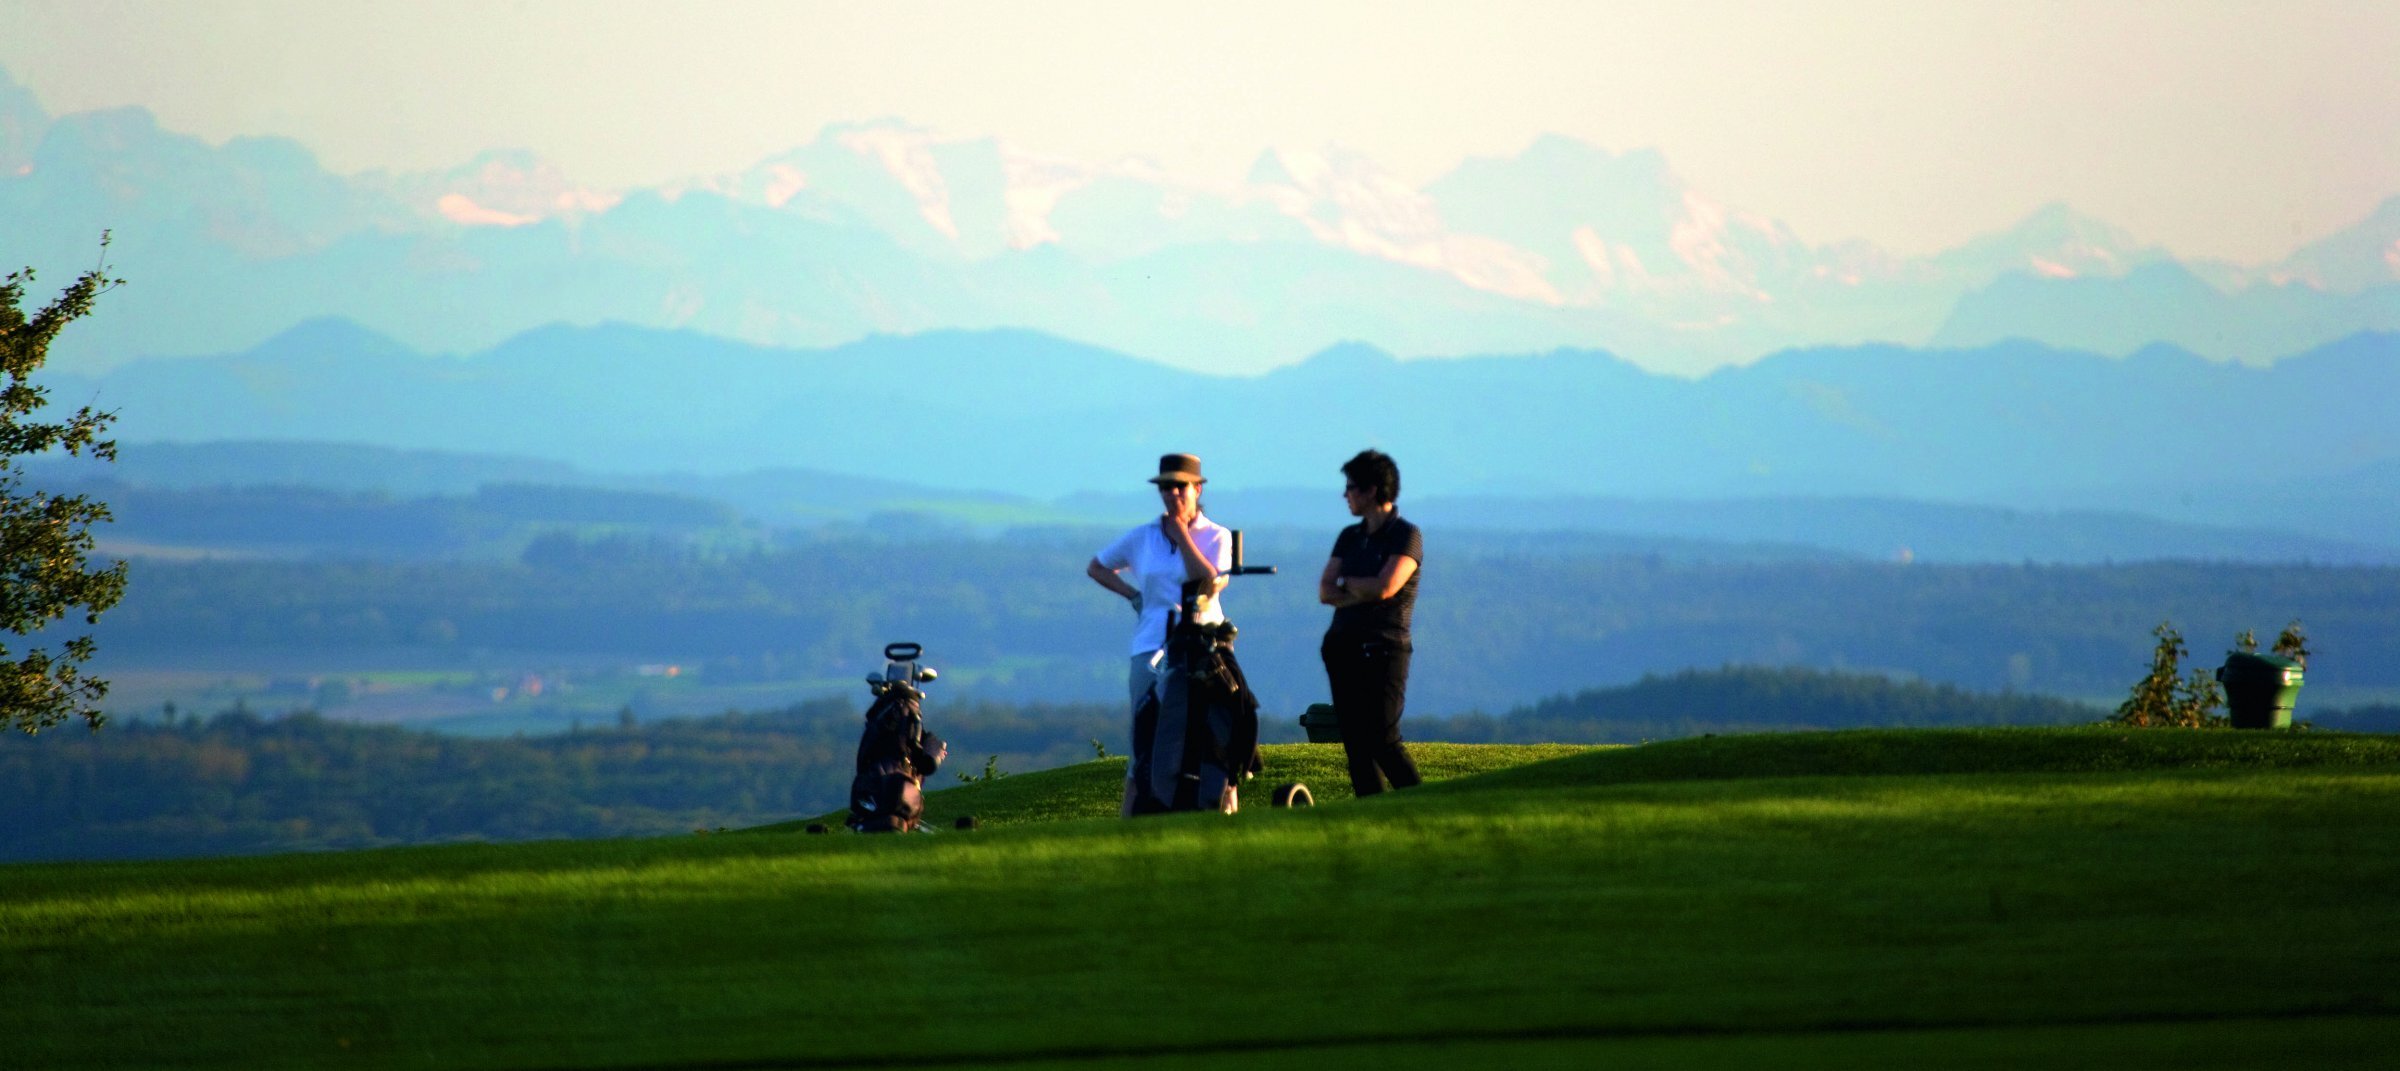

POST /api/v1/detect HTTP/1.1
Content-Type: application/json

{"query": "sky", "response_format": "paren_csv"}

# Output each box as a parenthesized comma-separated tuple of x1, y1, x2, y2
(3, 0, 2397, 264)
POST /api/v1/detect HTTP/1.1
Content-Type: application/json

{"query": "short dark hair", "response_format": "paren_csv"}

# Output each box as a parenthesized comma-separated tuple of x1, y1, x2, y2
(1341, 449, 1400, 505)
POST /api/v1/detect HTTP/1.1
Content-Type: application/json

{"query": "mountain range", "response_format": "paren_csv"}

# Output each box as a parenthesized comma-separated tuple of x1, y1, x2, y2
(7, 65, 2400, 377)
(34, 319, 2400, 559)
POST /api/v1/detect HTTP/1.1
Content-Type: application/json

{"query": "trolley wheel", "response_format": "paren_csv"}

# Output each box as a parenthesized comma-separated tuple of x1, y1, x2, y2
(1270, 782, 1313, 808)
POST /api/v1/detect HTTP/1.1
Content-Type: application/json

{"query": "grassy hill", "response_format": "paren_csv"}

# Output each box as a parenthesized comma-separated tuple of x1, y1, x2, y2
(8, 728, 2399, 1069)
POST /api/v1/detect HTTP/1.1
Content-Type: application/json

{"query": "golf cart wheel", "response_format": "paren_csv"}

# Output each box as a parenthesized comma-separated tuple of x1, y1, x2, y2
(1270, 782, 1313, 808)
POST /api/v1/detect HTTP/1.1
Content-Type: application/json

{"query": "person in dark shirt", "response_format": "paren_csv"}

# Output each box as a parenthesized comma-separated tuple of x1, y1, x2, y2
(1317, 449, 1423, 797)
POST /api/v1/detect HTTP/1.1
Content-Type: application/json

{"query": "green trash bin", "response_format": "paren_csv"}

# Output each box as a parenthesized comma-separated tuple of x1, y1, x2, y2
(1298, 703, 1343, 743)
(2215, 652, 2303, 729)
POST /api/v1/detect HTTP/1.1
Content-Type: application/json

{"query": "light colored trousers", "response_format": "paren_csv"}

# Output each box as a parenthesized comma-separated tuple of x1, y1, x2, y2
(1122, 652, 1159, 817)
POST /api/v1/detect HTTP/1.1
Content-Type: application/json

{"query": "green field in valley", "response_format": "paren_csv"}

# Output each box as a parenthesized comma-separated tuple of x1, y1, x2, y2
(7, 728, 2398, 1069)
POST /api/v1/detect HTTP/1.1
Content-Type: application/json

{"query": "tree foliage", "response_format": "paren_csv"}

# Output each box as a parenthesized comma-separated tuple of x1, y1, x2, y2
(2273, 619, 2311, 668)
(69, 538, 2400, 720)
(2113, 621, 2225, 728)
(1425, 664, 2097, 743)
(0, 697, 1111, 861)
(2232, 620, 2312, 669)
(0, 241, 128, 733)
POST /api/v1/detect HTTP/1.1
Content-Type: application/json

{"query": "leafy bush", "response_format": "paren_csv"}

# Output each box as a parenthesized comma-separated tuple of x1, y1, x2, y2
(2113, 621, 2224, 728)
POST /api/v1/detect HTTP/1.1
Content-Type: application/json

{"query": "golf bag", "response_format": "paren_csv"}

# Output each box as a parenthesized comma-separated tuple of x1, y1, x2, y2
(1127, 604, 1264, 815)
(847, 643, 948, 833)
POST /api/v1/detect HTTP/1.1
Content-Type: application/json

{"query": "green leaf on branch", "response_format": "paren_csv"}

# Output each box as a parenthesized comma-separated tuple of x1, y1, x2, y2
(0, 236, 128, 734)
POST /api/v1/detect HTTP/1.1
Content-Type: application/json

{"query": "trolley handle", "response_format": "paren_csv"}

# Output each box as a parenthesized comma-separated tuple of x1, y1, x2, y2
(1228, 530, 1276, 577)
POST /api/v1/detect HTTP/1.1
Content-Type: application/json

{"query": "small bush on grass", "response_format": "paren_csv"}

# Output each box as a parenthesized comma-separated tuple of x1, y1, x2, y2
(2114, 621, 2224, 728)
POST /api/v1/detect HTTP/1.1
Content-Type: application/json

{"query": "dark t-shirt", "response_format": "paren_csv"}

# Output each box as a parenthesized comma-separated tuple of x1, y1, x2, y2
(1327, 515, 1423, 642)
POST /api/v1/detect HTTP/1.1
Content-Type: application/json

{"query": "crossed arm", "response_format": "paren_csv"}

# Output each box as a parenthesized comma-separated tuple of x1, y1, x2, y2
(1318, 553, 1417, 608)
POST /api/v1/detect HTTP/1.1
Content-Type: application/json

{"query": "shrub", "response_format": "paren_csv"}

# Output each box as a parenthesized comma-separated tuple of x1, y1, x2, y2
(2113, 621, 2224, 728)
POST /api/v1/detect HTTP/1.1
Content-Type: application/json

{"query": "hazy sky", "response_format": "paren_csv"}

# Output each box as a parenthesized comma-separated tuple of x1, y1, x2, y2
(4, 0, 2396, 263)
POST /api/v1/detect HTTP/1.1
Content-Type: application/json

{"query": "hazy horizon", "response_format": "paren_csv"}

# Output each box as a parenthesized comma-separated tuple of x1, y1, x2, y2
(6, 0, 2398, 265)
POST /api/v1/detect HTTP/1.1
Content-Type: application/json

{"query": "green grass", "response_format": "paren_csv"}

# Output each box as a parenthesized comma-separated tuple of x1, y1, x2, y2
(752, 741, 1607, 830)
(7, 727, 2399, 1069)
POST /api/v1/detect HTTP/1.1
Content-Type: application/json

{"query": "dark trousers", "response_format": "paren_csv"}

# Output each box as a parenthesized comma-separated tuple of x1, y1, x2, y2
(1322, 636, 1421, 797)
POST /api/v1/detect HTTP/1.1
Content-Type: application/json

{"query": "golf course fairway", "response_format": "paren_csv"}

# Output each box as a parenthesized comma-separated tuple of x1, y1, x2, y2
(7, 729, 2397, 1069)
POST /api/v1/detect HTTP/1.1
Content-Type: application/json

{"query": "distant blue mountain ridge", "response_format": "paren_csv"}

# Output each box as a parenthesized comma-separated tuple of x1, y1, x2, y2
(36, 320, 2400, 561)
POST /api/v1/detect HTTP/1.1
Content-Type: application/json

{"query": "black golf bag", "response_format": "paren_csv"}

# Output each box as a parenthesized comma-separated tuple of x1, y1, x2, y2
(1127, 589, 1265, 815)
(847, 643, 948, 833)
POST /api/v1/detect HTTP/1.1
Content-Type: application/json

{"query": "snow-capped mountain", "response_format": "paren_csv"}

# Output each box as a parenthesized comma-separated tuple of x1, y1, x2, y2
(363, 148, 624, 229)
(2268, 195, 2400, 293)
(4, 63, 2396, 375)
(0, 70, 47, 176)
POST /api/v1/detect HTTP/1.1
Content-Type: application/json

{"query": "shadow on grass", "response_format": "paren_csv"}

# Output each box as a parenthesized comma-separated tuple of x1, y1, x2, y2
(749, 727, 2400, 835)
(1427, 725, 2400, 798)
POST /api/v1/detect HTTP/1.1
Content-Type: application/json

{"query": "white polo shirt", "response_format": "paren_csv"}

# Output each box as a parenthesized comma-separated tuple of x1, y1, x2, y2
(1096, 514, 1232, 655)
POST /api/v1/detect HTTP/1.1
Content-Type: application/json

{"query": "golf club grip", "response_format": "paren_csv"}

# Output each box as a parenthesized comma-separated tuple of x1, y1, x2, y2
(884, 642, 922, 661)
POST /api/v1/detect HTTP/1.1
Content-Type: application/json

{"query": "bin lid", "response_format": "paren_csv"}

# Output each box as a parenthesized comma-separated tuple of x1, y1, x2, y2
(2219, 650, 2304, 687)
(2222, 651, 2302, 671)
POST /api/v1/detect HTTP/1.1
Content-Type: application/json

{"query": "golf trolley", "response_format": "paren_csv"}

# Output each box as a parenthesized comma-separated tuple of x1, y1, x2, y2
(845, 642, 949, 833)
(1128, 531, 1313, 814)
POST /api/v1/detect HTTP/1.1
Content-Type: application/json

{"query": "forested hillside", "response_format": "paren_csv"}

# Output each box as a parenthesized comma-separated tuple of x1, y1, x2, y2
(89, 530, 2400, 721)
(40, 440, 2395, 562)
(0, 667, 2133, 863)
(0, 698, 1110, 863)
